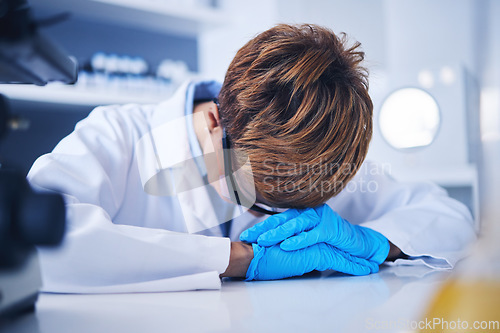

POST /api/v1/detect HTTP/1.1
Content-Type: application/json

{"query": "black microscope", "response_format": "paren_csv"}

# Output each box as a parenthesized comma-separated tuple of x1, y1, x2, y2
(0, 0, 77, 319)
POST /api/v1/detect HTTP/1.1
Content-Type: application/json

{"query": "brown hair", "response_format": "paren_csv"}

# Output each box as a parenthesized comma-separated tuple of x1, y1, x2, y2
(218, 24, 373, 208)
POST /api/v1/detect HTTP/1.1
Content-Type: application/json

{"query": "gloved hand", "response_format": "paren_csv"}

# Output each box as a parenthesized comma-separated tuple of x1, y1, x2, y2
(246, 242, 379, 280)
(240, 204, 390, 265)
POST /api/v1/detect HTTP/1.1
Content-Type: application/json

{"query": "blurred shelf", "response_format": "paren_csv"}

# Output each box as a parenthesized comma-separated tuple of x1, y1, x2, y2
(32, 0, 227, 37)
(0, 84, 169, 106)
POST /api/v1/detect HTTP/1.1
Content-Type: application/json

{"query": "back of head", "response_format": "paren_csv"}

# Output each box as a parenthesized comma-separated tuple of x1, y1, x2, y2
(218, 23, 373, 208)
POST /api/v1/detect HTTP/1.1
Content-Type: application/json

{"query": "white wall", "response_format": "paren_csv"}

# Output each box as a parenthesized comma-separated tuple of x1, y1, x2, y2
(198, 0, 279, 82)
(478, 0, 500, 223)
(199, 0, 387, 82)
(481, 0, 500, 141)
(384, 0, 481, 78)
(275, 0, 387, 70)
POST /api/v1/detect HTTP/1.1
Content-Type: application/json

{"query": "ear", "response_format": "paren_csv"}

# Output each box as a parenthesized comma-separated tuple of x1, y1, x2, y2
(207, 102, 221, 132)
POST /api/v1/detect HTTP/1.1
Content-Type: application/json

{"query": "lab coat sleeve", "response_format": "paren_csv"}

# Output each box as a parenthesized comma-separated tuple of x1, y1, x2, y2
(327, 162, 477, 269)
(27, 105, 230, 293)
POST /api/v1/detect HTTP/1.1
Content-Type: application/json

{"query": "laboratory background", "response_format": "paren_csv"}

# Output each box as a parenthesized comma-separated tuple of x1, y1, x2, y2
(1, 0, 499, 332)
(1, 0, 498, 217)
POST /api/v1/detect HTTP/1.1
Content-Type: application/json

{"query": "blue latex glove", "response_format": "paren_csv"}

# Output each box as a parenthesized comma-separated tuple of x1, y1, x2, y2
(240, 204, 390, 265)
(246, 242, 379, 280)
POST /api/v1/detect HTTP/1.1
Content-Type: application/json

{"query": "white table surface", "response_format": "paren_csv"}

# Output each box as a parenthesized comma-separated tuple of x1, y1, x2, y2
(1, 265, 450, 333)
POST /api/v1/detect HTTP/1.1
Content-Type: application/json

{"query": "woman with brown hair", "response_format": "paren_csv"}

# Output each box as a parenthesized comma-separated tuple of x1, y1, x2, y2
(28, 24, 475, 292)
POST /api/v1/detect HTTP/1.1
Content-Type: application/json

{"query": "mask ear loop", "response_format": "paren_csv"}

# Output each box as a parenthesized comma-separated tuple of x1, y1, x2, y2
(216, 97, 242, 210)
(222, 128, 244, 214)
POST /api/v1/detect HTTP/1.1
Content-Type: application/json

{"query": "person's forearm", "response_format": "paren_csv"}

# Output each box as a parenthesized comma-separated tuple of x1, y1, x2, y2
(386, 241, 405, 261)
(220, 242, 254, 278)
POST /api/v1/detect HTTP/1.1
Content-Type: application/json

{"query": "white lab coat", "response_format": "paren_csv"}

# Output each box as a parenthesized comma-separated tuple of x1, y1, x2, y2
(28, 81, 476, 293)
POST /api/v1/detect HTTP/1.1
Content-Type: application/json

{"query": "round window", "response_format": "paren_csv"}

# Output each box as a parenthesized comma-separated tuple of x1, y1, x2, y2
(379, 88, 440, 149)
